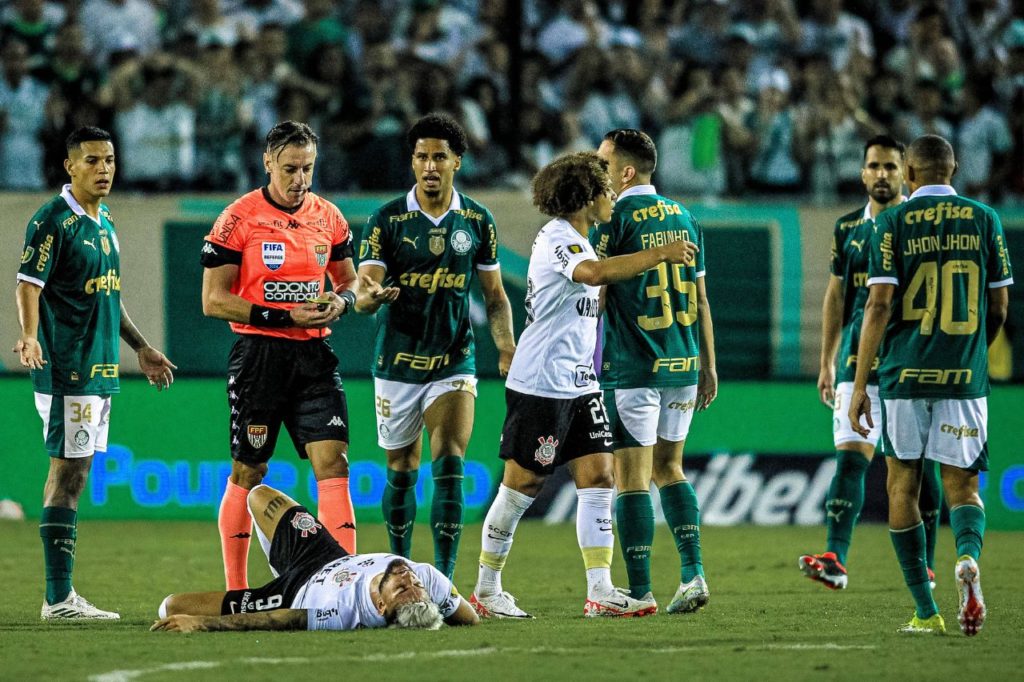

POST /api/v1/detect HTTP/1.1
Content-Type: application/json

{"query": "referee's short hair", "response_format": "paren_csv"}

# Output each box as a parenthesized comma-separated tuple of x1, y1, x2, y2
(66, 126, 112, 154)
(266, 121, 319, 156)
(603, 129, 657, 175)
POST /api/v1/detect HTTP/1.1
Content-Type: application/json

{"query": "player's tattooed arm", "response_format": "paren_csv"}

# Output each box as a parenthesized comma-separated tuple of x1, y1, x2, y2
(151, 609, 308, 633)
(986, 286, 1009, 347)
(849, 283, 894, 437)
(478, 268, 516, 376)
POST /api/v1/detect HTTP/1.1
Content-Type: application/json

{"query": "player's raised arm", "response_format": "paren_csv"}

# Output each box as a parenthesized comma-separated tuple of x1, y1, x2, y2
(572, 238, 697, 286)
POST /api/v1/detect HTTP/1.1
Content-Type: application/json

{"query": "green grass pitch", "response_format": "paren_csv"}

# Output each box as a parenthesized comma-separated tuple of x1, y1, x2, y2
(1, 520, 1023, 681)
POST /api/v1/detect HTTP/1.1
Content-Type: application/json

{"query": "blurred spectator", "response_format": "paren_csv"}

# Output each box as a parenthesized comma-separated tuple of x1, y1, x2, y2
(955, 80, 1012, 201)
(716, 65, 755, 193)
(0, 39, 49, 189)
(895, 78, 954, 142)
(800, 0, 874, 72)
(392, 0, 475, 68)
(669, 0, 733, 68)
(113, 60, 197, 190)
(949, 0, 1013, 67)
(865, 70, 904, 131)
(233, 0, 304, 31)
(287, 0, 347, 69)
(194, 39, 246, 191)
(875, 0, 919, 45)
(744, 69, 801, 192)
(79, 0, 161, 65)
(536, 0, 609, 67)
(182, 0, 252, 49)
(2, 0, 64, 71)
(656, 65, 726, 198)
(570, 46, 642, 146)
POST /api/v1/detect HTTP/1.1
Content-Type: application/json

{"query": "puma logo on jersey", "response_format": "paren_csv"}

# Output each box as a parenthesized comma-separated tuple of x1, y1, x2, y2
(402, 236, 420, 248)
(849, 239, 864, 251)
(83, 238, 96, 249)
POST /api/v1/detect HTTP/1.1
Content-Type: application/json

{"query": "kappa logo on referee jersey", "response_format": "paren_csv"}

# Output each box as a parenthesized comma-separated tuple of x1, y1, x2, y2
(326, 416, 346, 427)
(534, 436, 559, 467)
(247, 424, 268, 449)
(262, 242, 285, 270)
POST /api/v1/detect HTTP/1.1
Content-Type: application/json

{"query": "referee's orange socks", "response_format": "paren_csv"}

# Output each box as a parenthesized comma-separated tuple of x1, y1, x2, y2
(218, 479, 251, 590)
(318, 477, 356, 554)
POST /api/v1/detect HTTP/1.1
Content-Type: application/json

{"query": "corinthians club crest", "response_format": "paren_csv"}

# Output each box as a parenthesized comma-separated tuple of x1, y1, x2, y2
(534, 436, 558, 466)
(290, 511, 320, 538)
(247, 424, 268, 449)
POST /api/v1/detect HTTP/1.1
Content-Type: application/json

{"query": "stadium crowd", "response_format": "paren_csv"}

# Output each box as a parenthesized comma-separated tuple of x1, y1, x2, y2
(0, 0, 1022, 200)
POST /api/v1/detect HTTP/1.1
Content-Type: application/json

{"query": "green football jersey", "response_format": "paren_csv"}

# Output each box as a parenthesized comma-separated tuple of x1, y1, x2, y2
(591, 186, 705, 389)
(868, 186, 1013, 399)
(359, 188, 499, 383)
(17, 186, 122, 396)
(830, 204, 879, 385)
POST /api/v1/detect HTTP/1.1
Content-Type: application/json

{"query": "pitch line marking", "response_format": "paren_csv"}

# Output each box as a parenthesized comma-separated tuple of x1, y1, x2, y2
(89, 643, 874, 679)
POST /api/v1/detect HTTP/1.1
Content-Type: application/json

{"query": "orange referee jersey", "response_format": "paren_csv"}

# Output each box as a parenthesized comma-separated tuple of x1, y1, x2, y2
(203, 188, 352, 340)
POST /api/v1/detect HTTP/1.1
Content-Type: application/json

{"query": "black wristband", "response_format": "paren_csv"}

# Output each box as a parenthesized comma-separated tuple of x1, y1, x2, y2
(338, 290, 356, 315)
(249, 305, 292, 327)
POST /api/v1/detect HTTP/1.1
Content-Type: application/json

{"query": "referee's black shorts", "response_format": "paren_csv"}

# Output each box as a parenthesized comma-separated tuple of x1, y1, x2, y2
(227, 335, 349, 464)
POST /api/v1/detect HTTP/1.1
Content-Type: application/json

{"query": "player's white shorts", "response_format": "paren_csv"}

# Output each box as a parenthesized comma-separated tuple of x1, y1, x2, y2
(606, 385, 698, 448)
(374, 375, 477, 449)
(881, 397, 988, 470)
(833, 382, 881, 447)
(34, 393, 111, 458)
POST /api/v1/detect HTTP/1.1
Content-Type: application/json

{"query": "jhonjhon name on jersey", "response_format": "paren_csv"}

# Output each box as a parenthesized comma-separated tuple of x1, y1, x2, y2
(591, 186, 705, 389)
(831, 204, 881, 385)
(359, 188, 499, 383)
(868, 186, 1013, 399)
(16, 185, 122, 396)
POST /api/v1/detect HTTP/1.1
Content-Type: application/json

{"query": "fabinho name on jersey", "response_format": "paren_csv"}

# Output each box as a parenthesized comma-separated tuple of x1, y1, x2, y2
(640, 229, 692, 251)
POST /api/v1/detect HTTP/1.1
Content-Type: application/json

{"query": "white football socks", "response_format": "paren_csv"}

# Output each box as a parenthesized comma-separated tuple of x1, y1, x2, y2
(576, 487, 615, 597)
(476, 484, 534, 596)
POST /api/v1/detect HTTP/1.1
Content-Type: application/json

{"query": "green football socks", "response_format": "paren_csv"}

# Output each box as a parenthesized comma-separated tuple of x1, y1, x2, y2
(919, 462, 944, 571)
(431, 456, 465, 579)
(383, 468, 418, 558)
(40, 506, 77, 605)
(890, 523, 939, 619)
(825, 450, 870, 566)
(616, 490, 654, 599)
(660, 480, 704, 582)
(950, 504, 985, 560)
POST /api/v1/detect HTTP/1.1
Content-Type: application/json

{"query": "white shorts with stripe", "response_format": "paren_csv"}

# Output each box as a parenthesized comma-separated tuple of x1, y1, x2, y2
(373, 375, 477, 449)
(34, 393, 111, 458)
(880, 396, 988, 470)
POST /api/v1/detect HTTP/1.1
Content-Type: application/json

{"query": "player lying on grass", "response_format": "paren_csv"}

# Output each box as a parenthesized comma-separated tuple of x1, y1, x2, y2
(152, 485, 478, 632)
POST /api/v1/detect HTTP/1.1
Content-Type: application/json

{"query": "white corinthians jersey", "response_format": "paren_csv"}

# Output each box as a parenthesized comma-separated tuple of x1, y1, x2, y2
(296, 553, 460, 630)
(507, 218, 601, 399)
